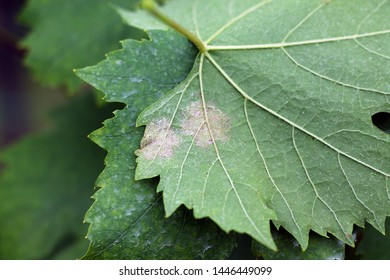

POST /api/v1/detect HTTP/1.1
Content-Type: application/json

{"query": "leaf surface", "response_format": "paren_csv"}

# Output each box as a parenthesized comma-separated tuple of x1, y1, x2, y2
(130, 0, 390, 249)
(76, 30, 237, 259)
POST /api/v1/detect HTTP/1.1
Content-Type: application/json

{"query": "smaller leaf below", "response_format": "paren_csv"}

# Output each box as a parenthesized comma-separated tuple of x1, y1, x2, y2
(77, 29, 237, 259)
(252, 228, 345, 260)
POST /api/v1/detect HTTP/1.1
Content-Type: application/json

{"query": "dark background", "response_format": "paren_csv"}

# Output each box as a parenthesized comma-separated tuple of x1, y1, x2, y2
(0, 0, 66, 149)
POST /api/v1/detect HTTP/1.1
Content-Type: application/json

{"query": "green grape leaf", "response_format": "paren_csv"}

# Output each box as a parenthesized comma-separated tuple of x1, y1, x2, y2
(0, 94, 115, 259)
(19, 0, 143, 92)
(129, 0, 390, 250)
(252, 229, 345, 260)
(76, 30, 237, 259)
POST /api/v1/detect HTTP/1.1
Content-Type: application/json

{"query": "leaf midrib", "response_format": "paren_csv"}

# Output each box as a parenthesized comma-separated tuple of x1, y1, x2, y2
(198, 54, 272, 245)
(207, 30, 390, 51)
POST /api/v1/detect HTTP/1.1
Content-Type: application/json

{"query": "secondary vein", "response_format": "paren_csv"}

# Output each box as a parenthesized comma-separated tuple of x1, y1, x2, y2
(205, 0, 271, 44)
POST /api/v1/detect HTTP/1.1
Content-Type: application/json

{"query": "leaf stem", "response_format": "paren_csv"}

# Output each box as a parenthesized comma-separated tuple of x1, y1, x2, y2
(141, 0, 207, 53)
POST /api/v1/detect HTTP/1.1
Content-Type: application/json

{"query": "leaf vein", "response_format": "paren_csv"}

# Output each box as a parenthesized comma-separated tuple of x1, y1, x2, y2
(207, 30, 390, 51)
(281, 45, 389, 96)
(199, 54, 268, 241)
(142, 72, 198, 171)
(244, 99, 303, 239)
(354, 39, 390, 60)
(173, 121, 206, 201)
(88, 194, 162, 258)
(322, 129, 390, 143)
(205, 0, 271, 44)
(337, 154, 381, 229)
(202, 158, 219, 208)
(292, 128, 350, 239)
(282, 2, 326, 44)
(192, 0, 201, 39)
(354, 0, 390, 60)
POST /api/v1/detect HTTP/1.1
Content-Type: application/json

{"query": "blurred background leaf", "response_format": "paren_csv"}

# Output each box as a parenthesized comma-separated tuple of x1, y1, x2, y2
(252, 227, 345, 260)
(0, 94, 119, 259)
(19, 0, 145, 92)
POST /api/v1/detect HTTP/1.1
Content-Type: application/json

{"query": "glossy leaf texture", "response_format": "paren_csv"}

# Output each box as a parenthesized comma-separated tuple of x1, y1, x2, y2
(126, 0, 390, 250)
(19, 0, 143, 91)
(76, 30, 237, 259)
(0, 94, 115, 259)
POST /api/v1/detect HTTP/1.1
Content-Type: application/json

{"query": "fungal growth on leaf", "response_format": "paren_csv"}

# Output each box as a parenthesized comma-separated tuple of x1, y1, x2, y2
(135, 118, 181, 160)
(181, 101, 230, 147)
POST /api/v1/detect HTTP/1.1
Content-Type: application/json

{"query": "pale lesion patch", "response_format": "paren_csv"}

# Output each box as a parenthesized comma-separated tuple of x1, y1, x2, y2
(136, 101, 230, 159)
(181, 101, 230, 147)
(136, 118, 181, 160)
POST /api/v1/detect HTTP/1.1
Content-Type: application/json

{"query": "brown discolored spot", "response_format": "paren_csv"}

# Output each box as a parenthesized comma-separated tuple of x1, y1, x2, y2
(136, 118, 180, 160)
(181, 101, 230, 147)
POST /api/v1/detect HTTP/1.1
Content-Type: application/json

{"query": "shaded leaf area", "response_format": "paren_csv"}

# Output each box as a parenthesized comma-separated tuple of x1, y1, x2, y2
(0, 94, 117, 259)
(227, 234, 257, 260)
(52, 238, 92, 260)
(252, 228, 345, 260)
(131, 0, 390, 251)
(19, 0, 144, 91)
(77, 30, 237, 259)
(357, 219, 390, 259)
